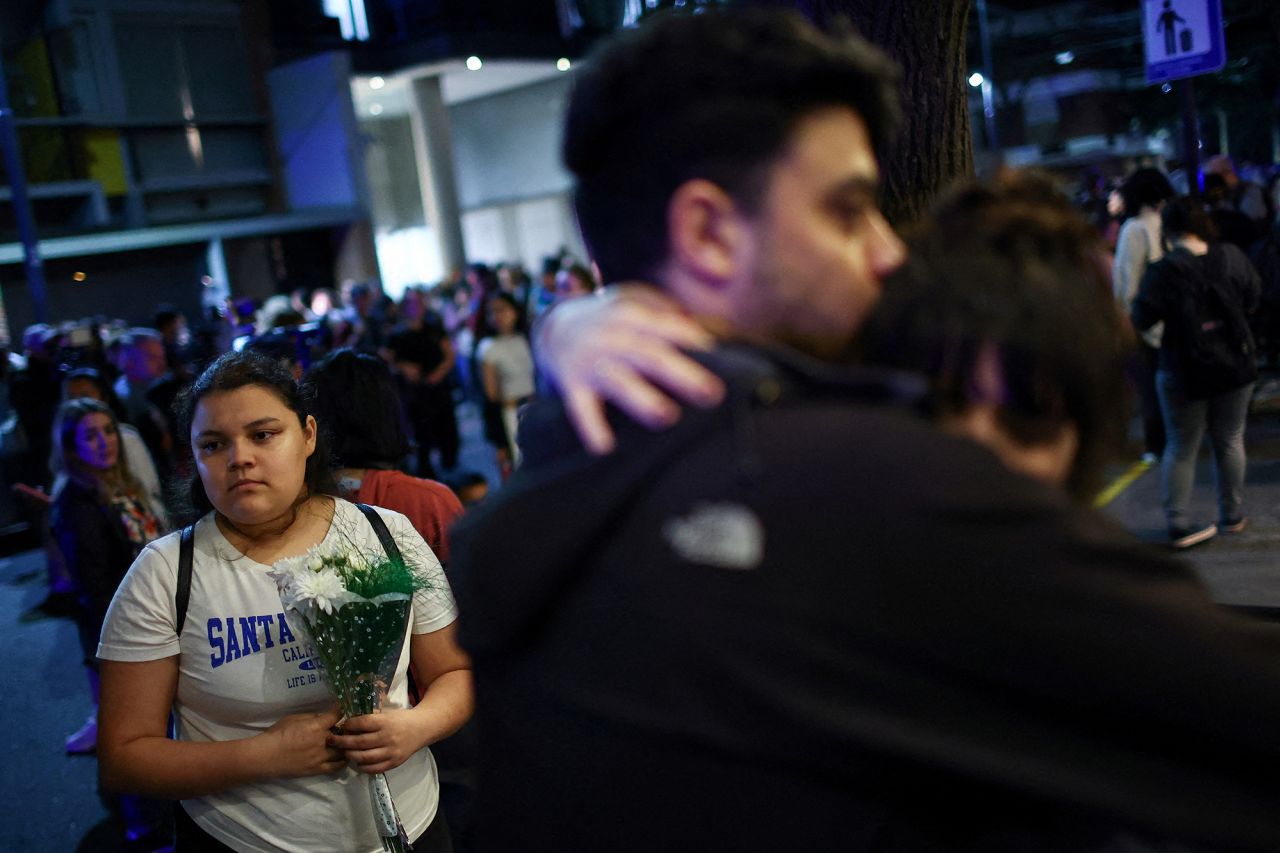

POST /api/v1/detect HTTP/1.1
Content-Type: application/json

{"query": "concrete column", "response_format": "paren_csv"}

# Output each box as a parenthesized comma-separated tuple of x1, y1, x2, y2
(408, 75, 467, 278)
(334, 219, 380, 286)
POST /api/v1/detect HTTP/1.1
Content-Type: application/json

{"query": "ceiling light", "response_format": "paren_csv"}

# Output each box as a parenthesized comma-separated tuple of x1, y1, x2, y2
(369, 104, 383, 116)
(1055, 51, 1074, 65)
(968, 72, 985, 88)
(369, 76, 385, 89)
(556, 58, 571, 72)
(465, 56, 483, 71)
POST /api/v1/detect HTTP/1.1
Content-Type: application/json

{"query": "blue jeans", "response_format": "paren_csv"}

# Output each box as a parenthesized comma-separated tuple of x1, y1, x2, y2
(1155, 371, 1253, 529)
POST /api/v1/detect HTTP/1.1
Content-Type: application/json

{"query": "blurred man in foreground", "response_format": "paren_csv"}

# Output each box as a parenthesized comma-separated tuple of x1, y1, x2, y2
(454, 9, 1280, 851)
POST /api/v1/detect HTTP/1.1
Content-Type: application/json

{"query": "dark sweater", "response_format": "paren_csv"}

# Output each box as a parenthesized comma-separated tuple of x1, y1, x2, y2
(454, 344, 1280, 852)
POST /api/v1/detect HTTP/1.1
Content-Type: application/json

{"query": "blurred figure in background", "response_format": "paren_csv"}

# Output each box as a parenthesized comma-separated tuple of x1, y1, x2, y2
(1204, 172, 1263, 252)
(528, 256, 562, 320)
(477, 293, 534, 479)
(8, 324, 62, 492)
(7, 326, 67, 616)
(1112, 167, 1175, 463)
(152, 304, 191, 380)
(305, 348, 463, 562)
(111, 328, 174, 482)
(333, 280, 387, 353)
(388, 287, 460, 479)
(443, 470, 489, 508)
(554, 263, 599, 302)
(1132, 197, 1261, 549)
(1204, 154, 1271, 226)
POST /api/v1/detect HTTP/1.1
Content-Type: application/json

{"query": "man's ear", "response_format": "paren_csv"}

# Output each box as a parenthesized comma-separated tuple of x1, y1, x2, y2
(665, 179, 747, 286)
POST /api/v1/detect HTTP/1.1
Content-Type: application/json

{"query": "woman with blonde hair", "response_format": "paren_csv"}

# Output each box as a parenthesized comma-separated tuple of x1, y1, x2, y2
(51, 397, 164, 755)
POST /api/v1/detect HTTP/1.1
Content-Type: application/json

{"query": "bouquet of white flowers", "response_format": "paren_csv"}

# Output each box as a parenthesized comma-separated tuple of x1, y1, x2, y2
(269, 540, 430, 852)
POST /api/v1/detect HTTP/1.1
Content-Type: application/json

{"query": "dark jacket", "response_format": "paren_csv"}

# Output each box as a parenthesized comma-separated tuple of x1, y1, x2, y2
(1131, 242, 1261, 380)
(50, 478, 139, 615)
(453, 344, 1280, 852)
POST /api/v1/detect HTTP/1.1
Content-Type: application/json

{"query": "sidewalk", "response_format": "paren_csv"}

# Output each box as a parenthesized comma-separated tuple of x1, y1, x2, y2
(0, 547, 129, 851)
(1100, 378, 1280, 608)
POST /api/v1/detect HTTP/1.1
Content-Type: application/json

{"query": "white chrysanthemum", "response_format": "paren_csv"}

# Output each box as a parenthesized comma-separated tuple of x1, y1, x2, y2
(294, 568, 347, 614)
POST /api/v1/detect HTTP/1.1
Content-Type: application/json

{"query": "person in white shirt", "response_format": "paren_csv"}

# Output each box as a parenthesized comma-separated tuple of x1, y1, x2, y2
(96, 349, 473, 852)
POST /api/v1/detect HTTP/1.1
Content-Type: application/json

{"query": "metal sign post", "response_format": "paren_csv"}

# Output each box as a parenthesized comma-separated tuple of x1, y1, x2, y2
(1143, 0, 1226, 193)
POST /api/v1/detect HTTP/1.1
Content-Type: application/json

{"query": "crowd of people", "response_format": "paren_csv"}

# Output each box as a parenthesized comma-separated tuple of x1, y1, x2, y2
(1071, 157, 1274, 549)
(2, 251, 599, 512)
(4, 5, 1280, 852)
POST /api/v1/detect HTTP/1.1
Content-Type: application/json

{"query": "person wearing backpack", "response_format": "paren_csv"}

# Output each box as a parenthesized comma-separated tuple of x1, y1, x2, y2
(1132, 197, 1262, 549)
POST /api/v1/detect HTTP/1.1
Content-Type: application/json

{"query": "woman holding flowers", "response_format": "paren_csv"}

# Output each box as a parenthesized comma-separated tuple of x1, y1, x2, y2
(96, 350, 472, 852)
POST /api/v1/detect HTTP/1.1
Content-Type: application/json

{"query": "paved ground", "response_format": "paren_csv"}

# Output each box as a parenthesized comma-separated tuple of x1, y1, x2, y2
(1102, 377, 1280, 609)
(3, 390, 1279, 851)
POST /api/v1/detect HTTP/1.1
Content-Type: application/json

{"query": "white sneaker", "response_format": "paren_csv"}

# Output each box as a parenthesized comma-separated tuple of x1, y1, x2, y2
(1169, 523, 1218, 550)
(65, 714, 97, 754)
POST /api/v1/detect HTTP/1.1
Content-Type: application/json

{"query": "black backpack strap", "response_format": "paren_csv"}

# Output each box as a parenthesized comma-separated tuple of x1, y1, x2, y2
(355, 503, 403, 564)
(173, 508, 400, 635)
(175, 524, 195, 636)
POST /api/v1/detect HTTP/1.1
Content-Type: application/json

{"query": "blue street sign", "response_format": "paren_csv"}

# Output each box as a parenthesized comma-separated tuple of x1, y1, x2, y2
(1144, 0, 1226, 84)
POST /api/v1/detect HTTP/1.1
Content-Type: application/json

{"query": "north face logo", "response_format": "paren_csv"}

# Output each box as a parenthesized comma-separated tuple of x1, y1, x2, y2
(662, 502, 765, 570)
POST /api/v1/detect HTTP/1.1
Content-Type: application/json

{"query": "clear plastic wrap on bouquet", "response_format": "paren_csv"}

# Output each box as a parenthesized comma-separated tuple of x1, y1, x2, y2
(270, 546, 427, 852)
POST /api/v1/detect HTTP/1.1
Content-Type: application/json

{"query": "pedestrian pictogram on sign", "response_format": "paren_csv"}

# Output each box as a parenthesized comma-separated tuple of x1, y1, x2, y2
(1144, 0, 1226, 84)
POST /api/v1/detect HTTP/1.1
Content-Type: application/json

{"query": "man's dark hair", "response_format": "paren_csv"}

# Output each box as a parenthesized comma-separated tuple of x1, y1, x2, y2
(563, 7, 900, 283)
(118, 327, 162, 350)
(1161, 196, 1217, 243)
(174, 349, 338, 522)
(302, 348, 410, 469)
(487, 292, 521, 314)
(862, 170, 1131, 502)
(1118, 168, 1175, 218)
(153, 305, 182, 334)
(63, 367, 127, 421)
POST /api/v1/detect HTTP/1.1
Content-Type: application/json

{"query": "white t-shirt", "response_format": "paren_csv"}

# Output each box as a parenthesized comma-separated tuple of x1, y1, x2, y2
(99, 499, 458, 853)
(477, 333, 535, 403)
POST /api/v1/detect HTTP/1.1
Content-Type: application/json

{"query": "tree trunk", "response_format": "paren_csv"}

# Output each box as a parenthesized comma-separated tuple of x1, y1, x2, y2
(776, 0, 976, 227)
